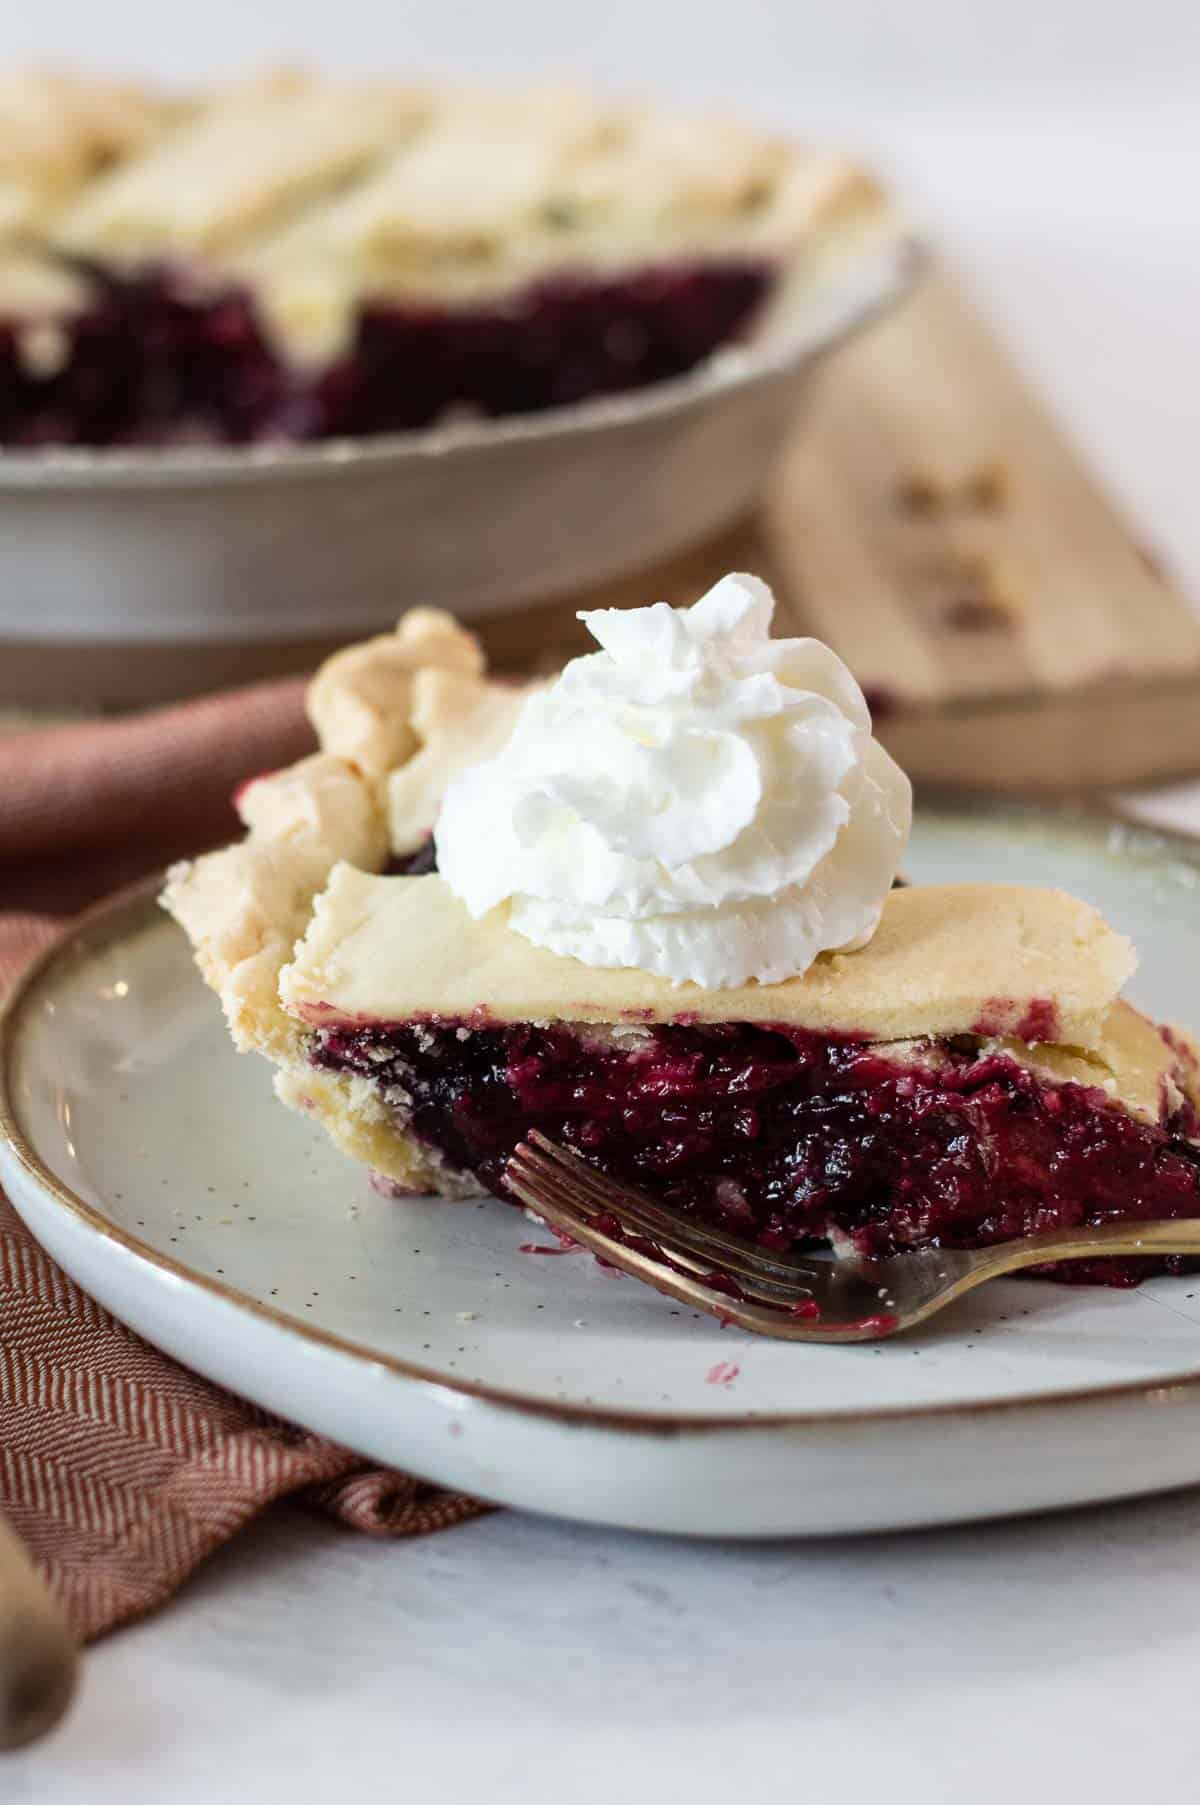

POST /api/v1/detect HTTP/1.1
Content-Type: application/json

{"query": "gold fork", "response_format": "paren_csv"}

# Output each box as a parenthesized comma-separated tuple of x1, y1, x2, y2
(504, 1133, 1200, 1341)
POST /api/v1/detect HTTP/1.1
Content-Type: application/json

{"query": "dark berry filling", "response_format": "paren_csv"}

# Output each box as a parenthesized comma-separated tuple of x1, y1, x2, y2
(0, 257, 771, 448)
(314, 262, 771, 436)
(311, 1019, 1200, 1286)
(384, 837, 439, 877)
(0, 267, 292, 448)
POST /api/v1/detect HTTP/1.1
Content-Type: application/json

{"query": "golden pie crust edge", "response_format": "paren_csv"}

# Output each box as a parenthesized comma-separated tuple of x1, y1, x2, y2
(160, 608, 527, 1069)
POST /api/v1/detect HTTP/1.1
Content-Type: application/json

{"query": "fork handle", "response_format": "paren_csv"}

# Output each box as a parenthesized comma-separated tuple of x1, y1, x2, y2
(0, 1512, 77, 1750)
(962, 1217, 1200, 1279)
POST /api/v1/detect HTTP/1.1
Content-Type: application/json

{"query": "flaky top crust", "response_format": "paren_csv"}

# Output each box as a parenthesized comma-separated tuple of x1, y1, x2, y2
(281, 870, 1136, 1050)
(0, 64, 175, 239)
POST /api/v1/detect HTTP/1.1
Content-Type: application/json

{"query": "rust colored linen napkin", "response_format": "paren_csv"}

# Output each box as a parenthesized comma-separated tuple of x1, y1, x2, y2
(0, 683, 487, 1642)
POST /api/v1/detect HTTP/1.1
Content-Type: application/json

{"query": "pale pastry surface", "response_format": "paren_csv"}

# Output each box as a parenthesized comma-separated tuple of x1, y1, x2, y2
(282, 871, 1136, 1050)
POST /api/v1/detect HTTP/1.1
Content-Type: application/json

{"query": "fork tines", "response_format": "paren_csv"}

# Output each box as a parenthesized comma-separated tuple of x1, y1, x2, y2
(505, 1132, 828, 1308)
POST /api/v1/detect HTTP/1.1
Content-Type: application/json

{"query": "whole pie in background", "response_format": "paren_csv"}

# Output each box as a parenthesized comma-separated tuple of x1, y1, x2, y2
(0, 65, 884, 447)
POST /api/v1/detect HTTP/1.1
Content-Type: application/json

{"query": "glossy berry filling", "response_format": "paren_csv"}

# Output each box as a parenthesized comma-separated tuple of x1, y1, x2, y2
(0, 268, 293, 448)
(0, 258, 772, 448)
(311, 1019, 1200, 1286)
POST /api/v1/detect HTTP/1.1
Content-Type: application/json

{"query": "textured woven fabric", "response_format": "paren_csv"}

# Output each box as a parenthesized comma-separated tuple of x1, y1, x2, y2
(0, 683, 488, 1642)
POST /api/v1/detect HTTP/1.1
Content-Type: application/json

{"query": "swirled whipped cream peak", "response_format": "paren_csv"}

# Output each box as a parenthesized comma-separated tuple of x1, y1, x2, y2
(434, 574, 912, 988)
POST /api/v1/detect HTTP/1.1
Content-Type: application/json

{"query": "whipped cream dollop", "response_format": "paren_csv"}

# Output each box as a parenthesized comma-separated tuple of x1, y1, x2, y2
(434, 574, 912, 988)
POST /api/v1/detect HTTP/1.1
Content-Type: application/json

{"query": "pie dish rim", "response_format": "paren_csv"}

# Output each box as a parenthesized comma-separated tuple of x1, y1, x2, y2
(0, 229, 921, 487)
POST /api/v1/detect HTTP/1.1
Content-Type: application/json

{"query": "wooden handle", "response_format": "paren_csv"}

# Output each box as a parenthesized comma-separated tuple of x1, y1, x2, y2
(0, 1513, 77, 1750)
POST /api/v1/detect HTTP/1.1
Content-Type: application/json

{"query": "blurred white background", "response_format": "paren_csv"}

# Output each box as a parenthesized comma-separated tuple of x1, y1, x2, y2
(1, 0, 1197, 104)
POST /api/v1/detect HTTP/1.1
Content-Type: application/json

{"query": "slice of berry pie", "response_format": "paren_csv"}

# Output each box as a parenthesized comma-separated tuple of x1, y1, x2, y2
(166, 575, 1200, 1286)
(0, 64, 888, 446)
(278, 869, 1200, 1279)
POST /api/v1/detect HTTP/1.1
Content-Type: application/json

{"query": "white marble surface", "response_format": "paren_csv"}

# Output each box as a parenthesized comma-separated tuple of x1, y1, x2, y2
(12, 1493, 1200, 1804)
(4, 11, 1200, 1793)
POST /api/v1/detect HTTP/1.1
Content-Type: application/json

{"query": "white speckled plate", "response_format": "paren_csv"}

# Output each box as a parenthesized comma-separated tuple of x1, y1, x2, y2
(5, 799, 1200, 1537)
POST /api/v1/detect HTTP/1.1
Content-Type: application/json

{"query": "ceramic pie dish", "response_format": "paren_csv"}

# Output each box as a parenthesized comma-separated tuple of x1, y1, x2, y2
(0, 64, 916, 708)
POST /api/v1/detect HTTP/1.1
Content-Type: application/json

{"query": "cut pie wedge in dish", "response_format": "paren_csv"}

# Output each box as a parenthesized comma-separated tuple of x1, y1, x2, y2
(164, 592, 1200, 1290)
